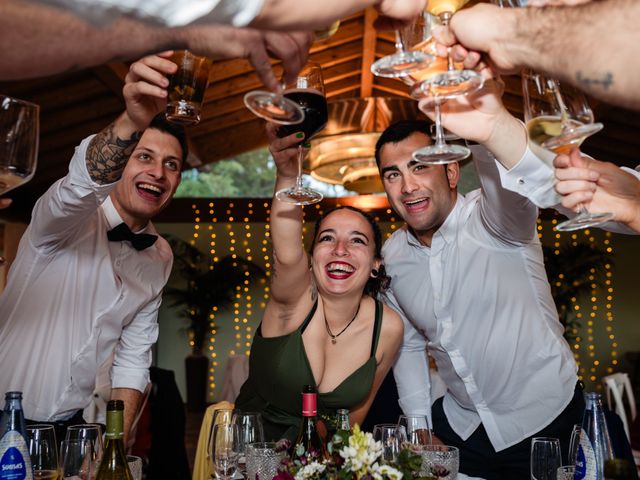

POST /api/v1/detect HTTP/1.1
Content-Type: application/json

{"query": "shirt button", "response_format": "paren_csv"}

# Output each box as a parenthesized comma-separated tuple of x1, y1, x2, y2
(517, 178, 525, 185)
(115, 260, 121, 267)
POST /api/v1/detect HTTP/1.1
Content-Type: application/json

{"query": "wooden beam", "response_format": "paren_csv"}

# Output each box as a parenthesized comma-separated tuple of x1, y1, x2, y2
(92, 63, 128, 102)
(360, 7, 377, 98)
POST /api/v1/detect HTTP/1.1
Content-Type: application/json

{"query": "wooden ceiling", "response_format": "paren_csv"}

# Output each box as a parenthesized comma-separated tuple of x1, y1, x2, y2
(1, 7, 639, 222)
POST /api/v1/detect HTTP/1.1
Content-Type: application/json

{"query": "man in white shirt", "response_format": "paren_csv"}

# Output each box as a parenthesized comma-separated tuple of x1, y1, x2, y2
(377, 76, 582, 478)
(0, 53, 185, 442)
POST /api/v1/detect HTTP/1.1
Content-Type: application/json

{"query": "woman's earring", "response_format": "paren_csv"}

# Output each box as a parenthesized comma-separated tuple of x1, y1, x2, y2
(371, 268, 379, 278)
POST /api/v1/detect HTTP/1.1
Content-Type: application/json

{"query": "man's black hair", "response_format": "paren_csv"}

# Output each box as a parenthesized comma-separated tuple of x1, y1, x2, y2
(374, 120, 432, 168)
(148, 113, 189, 170)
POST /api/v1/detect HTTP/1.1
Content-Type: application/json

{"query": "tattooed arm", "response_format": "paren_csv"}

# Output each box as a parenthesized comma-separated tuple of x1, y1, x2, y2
(448, 0, 640, 110)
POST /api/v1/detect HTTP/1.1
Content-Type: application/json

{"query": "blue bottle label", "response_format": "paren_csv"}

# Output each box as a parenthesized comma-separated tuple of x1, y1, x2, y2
(574, 432, 597, 480)
(0, 431, 32, 480)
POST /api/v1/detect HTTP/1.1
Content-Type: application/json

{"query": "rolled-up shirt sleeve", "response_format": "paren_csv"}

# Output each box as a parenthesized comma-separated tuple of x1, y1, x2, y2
(383, 288, 433, 427)
(111, 294, 161, 392)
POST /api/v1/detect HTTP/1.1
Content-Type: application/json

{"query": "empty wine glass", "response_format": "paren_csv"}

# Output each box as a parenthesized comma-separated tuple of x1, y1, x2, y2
(232, 412, 265, 478)
(567, 424, 581, 466)
(531, 437, 562, 480)
(522, 70, 611, 231)
(60, 439, 94, 480)
(0, 95, 39, 195)
(419, 445, 459, 480)
(65, 424, 103, 473)
(398, 414, 432, 449)
(26, 424, 59, 480)
(274, 62, 327, 205)
(207, 408, 234, 472)
(372, 424, 407, 464)
(210, 423, 240, 480)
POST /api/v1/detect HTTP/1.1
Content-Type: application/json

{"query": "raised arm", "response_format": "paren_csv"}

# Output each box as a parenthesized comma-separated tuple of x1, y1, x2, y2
(447, 1, 640, 110)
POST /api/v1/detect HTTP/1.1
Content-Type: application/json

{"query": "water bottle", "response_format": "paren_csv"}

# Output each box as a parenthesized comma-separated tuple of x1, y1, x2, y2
(574, 392, 614, 479)
(0, 391, 33, 480)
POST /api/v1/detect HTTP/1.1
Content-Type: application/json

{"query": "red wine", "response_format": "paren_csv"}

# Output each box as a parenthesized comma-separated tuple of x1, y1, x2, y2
(277, 89, 328, 141)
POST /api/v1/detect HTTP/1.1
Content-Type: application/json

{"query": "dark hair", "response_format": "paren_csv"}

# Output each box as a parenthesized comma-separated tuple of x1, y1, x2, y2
(148, 113, 189, 169)
(309, 206, 391, 297)
(374, 120, 431, 168)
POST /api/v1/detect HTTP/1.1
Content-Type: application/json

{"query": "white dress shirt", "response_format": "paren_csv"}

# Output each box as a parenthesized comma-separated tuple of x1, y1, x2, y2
(385, 146, 578, 452)
(0, 135, 173, 421)
(37, 0, 263, 27)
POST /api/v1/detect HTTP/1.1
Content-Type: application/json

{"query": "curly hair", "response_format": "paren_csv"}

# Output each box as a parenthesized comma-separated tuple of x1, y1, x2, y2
(309, 206, 391, 298)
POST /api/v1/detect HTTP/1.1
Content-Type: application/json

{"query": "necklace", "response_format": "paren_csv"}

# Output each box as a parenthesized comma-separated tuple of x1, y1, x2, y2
(324, 303, 361, 345)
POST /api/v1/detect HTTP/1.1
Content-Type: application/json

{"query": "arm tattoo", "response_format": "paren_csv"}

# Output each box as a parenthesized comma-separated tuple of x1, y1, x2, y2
(86, 121, 142, 184)
(576, 71, 614, 92)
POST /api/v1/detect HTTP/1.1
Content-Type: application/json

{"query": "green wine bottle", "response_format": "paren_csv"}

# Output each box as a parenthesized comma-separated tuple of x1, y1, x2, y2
(95, 400, 133, 480)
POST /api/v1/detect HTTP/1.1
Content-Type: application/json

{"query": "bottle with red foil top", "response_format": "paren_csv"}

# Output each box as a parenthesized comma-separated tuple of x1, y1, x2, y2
(293, 385, 327, 461)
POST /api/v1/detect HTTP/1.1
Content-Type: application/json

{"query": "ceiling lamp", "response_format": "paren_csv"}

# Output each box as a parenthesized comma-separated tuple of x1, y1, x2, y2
(306, 97, 428, 194)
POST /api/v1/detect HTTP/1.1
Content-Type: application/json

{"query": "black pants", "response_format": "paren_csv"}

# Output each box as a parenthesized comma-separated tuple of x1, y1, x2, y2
(431, 383, 584, 480)
(26, 409, 87, 444)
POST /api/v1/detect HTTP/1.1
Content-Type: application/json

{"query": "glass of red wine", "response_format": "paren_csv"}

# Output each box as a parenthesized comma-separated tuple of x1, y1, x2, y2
(275, 62, 328, 205)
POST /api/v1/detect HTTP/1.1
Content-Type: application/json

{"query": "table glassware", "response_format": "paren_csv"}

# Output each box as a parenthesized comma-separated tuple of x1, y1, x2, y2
(556, 465, 575, 480)
(232, 412, 265, 478)
(26, 424, 59, 480)
(207, 408, 234, 473)
(522, 70, 611, 231)
(398, 414, 432, 448)
(60, 439, 93, 480)
(246, 442, 284, 480)
(210, 423, 239, 480)
(166, 50, 212, 126)
(419, 444, 459, 479)
(274, 62, 327, 205)
(127, 455, 143, 480)
(65, 424, 103, 473)
(372, 424, 407, 464)
(0, 94, 39, 195)
(567, 424, 581, 466)
(531, 436, 562, 480)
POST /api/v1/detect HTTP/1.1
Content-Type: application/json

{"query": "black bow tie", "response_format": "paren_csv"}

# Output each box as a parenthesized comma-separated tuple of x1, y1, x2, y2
(107, 222, 157, 251)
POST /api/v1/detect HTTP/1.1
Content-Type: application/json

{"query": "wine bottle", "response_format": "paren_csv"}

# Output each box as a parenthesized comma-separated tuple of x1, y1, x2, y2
(95, 400, 133, 480)
(0, 391, 33, 480)
(336, 409, 350, 435)
(293, 385, 327, 461)
(574, 392, 615, 480)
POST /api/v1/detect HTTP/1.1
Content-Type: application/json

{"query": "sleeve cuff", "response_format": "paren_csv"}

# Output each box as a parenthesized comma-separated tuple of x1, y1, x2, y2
(497, 143, 561, 208)
(398, 390, 433, 428)
(110, 366, 150, 393)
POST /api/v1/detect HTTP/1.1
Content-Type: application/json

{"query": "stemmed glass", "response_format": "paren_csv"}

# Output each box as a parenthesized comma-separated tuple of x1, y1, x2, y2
(522, 70, 612, 230)
(398, 414, 432, 449)
(207, 408, 234, 474)
(372, 424, 407, 464)
(408, 11, 480, 165)
(530, 437, 562, 480)
(26, 425, 59, 480)
(371, 20, 433, 78)
(274, 62, 328, 205)
(0, 94, 39, 195)
(65, 424, 104, 474)
(60, 439, 94, 480)
(567, 424, 581, 466)
(244, 69, 305, 126)
(210, 423, 240, 480)
(232, 412, 265, 478)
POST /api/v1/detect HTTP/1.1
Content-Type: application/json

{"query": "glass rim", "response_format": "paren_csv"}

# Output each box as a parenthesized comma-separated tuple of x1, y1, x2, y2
(419, 444, 459, 452)
(26, 424, 55, 431)
(0, 94, 39, 110)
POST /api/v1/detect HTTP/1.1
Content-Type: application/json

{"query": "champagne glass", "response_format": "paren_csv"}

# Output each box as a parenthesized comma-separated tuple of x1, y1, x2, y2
(406, 12, 475, 165)
(372, 424, 407, 464)
(522, 70, 612, 230)
(210, 423, 240, 480)
(0, 95, 39, 195)
(65, 424, 103, 474)
(419, 445, 459, 480)
(275, 62, 328, 205)
(26, 425, 59, 480)
(207, 408, 234, 472)
(232, 412, 265, 478)
(531, 437, 562, 480)
(60, 439, 94, 480)
(398, 414, 432, 449)
(371, 16, 434, 78)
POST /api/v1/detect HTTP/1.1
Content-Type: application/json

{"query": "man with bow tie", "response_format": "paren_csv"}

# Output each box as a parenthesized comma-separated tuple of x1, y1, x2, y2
(0, 52, 185, 442)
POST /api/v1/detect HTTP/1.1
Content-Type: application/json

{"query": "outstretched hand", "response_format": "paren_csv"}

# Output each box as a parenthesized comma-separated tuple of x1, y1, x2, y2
(266, 122, 307, 180)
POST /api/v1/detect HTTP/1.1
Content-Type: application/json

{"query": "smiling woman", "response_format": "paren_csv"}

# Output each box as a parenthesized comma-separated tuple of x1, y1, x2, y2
(232, 123, 404, 445)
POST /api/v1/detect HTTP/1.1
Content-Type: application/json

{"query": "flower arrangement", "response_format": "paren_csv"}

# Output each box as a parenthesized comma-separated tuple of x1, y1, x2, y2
(274, 425, 435, 480)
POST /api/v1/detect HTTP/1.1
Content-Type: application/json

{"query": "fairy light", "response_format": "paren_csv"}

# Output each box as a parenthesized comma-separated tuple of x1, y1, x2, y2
(207, 201, 220, 398)
(243, 206, 254, 355)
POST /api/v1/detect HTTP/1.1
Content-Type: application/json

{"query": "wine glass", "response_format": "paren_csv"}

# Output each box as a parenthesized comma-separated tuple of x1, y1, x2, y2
(372, 424, 407, 464)
(232, 412, 265, 478)
(406, 12, 475, 165)
(521, 70, 612, 230)
(531, 437, 562, 480)
(65, 424, 103, 473)
(26, 424, 59, 480)
(60, 439, 94, 480)
(398, 414, 432, 449)
(371, 16, 433, 78)
(0, 94, 39, 195)
(274, 62, 328, 205)
(210, 423, 240, 480)
(207, 408, 234, 472)
(567, 424, 581, 466)
(419, 445, 459, 479)
(244, 67, 305, 126)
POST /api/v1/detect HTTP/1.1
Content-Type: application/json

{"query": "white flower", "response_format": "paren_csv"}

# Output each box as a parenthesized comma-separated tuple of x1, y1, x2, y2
(371, 463, 404, 480)
(339, 425, 384, 475)
(293, 461, 326, 480)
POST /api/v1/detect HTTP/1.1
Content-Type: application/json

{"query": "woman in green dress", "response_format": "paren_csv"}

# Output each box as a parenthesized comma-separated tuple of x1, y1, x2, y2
(235, 123, 404, 442)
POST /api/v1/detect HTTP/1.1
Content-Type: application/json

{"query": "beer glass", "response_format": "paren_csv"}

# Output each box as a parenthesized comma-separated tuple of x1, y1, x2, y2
(166, 50, 213, 126)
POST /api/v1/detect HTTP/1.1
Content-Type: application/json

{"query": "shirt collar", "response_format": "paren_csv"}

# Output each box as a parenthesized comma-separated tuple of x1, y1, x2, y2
(101, 196, 154, 234)
(404, 192, 465, 248)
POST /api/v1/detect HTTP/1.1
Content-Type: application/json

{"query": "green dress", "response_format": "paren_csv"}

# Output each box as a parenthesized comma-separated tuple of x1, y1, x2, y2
(235, 298, 383, 442)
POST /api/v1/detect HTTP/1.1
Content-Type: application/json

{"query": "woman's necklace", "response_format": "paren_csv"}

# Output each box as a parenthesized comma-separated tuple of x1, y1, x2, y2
(324, 302, 361, 345)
